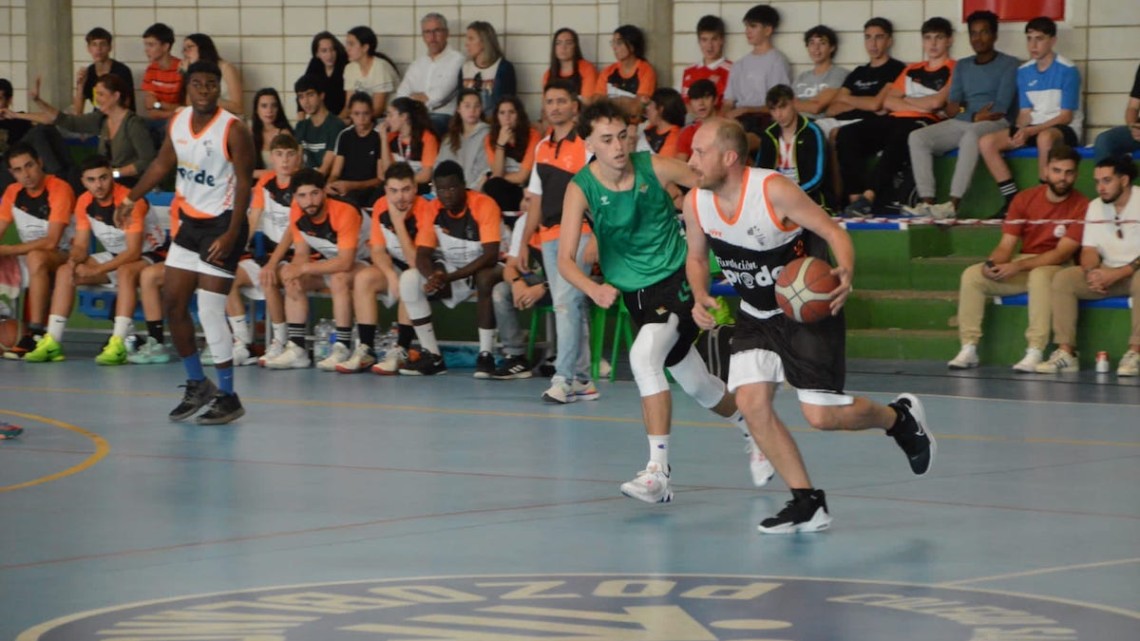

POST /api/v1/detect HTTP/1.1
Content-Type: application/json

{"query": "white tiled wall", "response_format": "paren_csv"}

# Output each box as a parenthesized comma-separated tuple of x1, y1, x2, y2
(0, 1, 1137, 140)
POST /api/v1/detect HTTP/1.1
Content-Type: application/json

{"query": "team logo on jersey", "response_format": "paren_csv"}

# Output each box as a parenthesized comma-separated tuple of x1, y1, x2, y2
(600, 195, 611, 206)
(21, 574, 1137, 640)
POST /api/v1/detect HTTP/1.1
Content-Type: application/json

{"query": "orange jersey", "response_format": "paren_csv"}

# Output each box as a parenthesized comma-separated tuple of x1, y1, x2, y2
(416, 190, 502, 269)
(644, 124, 681, 159)
(596, 59, 656, 100)
(289, 197, 367, 260)
(889, 60, 956, 121)
(75, 183, 165, 255)
(0, 174, 76, 247)
(482, 127, 541, 185)
(387, 130, 439, 178)
(368, 194, 435, 268)
(542, 59, 599, 99)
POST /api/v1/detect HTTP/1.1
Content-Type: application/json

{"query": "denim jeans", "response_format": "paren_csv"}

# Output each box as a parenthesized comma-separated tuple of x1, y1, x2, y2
(1092, 126, 1140, 163)
(542, 234, 592, 381)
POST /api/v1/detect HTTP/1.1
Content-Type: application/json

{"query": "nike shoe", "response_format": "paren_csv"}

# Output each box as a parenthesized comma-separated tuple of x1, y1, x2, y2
(542, 376, 577, 404)
(473, 351, 495, 379)
(573, 379, 600, 401)
(337, 344, 376, 373)
(258, 339, 285, 367)
(842, 196, 874, 218)
(128, 337, 172, 364)
(317, 342, 350, 371)
(399, 351, 447, 376)
(746, 440, 775, 487)
(887, 393, 936, 476)
(373, 346, 408, 375)
(1035, 348, 1079, 374)
(265, 342, 311, 369)
(94, 336, 128, 366)
(491, 354, 532, 379)
(195, 392, 245, 425)
(757, 489, 832, 534)
(232, 341, 259, 367)
(620, 462, 673, 504)
(169, 378, 219, 422)
(24, 335, 65, 363)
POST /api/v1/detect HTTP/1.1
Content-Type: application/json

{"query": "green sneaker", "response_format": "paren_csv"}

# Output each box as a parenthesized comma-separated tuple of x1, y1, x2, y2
(128, 337, 172, 364)
(24, 335, 65, 363)
(95, 335, 128, 365)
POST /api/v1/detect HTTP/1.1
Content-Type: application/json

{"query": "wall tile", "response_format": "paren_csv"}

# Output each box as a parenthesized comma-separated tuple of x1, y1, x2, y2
(198, 8, 242, 38)
(284, 8, 327, 37)
(241, 8, 284, 38)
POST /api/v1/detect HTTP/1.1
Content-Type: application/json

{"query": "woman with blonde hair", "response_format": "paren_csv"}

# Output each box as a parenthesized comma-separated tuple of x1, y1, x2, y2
(461, 21, 517, 119)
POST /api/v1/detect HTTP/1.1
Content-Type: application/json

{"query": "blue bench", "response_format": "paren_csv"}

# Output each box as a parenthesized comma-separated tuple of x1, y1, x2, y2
(994, 293, 1132, 309)
(945, 146, 1140, 159)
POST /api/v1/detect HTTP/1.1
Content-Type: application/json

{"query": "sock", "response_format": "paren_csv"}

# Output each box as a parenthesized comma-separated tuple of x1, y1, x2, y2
(397, 323, 414, 349)
(147, 320, 165, 344)
(336, 326, 352, 348)
(47, 315, 68, 342)
(217, 366, 234, 394)
(272, 322, 287, 345)
(648, 435, 669, 468)
(228, 314, 252, 346)
(183, 352, 206, 382)
(358, 324, 376, 352)
(791, 487, 817, 501)
(478, 328, 495, 354)
(112, 316, 133, 340)
(413, 321, 440, 355)
(997, 179, 1017, 205)
(728, 410, 755, 444)
(287, 323, 306, 348)
(28, 322, 46, 338)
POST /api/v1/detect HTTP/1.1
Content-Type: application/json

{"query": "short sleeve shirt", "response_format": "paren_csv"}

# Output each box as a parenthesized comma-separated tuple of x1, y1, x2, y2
(289, 197, 365, 260)
(1003, 184, 1088, 255)
(0, 175, 76, 246)
(294, 114, 347, 170)
(344, 58, 400, 96)
(416, 190, 502, 269)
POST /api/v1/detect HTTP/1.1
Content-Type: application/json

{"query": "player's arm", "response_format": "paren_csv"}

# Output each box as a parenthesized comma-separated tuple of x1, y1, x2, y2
(682, 193, 718, 330)
(988, 233, 1020, 265)
(316, 150, 336, 177)
(1014, 237, 1080, 271)
(259, 225, 295, 290)
(771, 175, 854, 313)
(795, 86, 841, 116)
(370, 244, 401, 299)
(650, 154, 698, 190)
(559, 182, 618, 308)
(517, 190, 543, 271)
(119, 129, 177, 225)
(446, 241, 499, 284)
(302, 245, 355, 275)
(92, 231, 144, 275)
(207, 120, 255, 264)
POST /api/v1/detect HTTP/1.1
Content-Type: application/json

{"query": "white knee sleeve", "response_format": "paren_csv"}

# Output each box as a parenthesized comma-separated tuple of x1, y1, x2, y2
(668, 347, 727, 409)
(197, 289, 233, 365)
(629, 314, 679, 397)
(399, 269, 430, 321)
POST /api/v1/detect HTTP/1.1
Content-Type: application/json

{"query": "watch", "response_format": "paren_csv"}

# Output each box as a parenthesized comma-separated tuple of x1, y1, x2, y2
(112, 169, 121, 179)
(153, 101, 162, 110)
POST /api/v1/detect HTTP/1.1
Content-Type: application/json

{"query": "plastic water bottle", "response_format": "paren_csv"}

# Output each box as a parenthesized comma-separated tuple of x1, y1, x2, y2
(1096, 351, 1111, 373)
(314, 319, 331, 360)
(125, 335, 138, 354)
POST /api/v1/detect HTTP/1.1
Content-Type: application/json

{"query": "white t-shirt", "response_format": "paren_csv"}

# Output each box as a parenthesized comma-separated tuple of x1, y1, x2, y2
(1083, 186, 1140, 268)
(344, 57, 400, 96)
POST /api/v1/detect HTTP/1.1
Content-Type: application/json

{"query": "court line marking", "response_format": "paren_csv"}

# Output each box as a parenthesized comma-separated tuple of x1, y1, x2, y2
(17, 571, 1140, 641)
(2, 384, 1139, 449)
(938, 557, 1140, 587)
(0, 410, 109, 493)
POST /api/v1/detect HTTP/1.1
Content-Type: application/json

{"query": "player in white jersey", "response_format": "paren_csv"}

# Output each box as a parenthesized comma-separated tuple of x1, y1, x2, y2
(117, 61, 254, 425)
(685, 119, 936, 534)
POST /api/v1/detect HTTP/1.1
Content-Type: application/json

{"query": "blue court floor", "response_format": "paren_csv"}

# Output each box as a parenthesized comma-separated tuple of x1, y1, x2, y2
(1, 355, 1138, 640)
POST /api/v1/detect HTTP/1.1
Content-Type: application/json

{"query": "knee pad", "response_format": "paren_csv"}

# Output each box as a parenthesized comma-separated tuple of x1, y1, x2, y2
(629, 314, 679, 398)
(197, 289, 233, 364)
(668, 347, 726, 409)
(399, 269, 431, 320)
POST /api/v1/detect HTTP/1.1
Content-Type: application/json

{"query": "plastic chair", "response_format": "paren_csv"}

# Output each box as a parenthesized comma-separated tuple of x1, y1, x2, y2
(525, 305, 555, 362)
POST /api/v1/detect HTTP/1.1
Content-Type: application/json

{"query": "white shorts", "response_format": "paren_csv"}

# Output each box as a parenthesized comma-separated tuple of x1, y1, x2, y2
(86, 251, 159, 287)
(237, 259, 267, 301)
(439, 275, 474, 309)
(166, 242, 234, 280)
(728, 348, 854, 407)
(812, 117, 859, 138)
(377, 264, 402, 309)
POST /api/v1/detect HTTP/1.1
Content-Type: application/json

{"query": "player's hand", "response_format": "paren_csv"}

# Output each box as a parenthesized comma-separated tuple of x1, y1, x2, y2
(28, 76, 41, 104)
(260, 263, 279, 289)
(515, 244, 531, 274)
(206, 229, 238, 265)
(1130, 122, 1140, 142)
(326, 181, 345, 196)
(828, 266, 853, 315)
(279, 262, 303, 283)
(516, 282, 544, 309)
(68, 247, 87, 265)
(692, 293, 718, 330)
(1010, 128, 1028, 148)
(74, 262, 95, 279)
(990, 261, 1021, 281)
(589, 282, 620, 309)
(75, 67, 87, 89)
(1085, 268, 1112, 293)
(384, 270, 401, 301)
(511, 279, 529, 307)
(425, 269, 447, 294)
(389, 204, 406, 229)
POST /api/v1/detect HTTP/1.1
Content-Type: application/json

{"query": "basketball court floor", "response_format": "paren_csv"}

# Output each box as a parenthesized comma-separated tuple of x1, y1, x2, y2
(2, 352, 1138, 640)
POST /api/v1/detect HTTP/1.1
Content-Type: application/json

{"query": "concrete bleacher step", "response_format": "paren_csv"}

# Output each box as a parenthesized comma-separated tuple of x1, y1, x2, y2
(906, 256, 979, 291)
(846, 328, 960, 361)
(845, 290, 958, 331)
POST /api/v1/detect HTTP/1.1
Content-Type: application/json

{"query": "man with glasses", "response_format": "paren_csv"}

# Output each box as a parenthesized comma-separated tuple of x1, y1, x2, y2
(396, 13, 465, 137)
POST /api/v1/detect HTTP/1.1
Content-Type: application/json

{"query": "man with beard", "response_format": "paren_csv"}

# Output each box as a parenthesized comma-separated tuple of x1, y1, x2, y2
(1037, 154, 1140, 376)
(948, 145, 1088, 372)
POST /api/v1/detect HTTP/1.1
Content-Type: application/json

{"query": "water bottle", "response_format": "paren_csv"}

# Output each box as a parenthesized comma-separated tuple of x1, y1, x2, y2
(125, 335, 138, 354)
(314, 319, 331, 360)
(1096, 351, 1111, 374)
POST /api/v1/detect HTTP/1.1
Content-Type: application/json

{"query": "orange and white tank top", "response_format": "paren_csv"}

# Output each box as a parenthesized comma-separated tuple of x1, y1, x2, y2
(170, 107, 239, 219)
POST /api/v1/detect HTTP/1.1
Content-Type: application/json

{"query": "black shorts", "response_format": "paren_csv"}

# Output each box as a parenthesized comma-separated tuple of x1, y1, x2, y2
(622, 268, 699, 367)
(1012, 124, 1079, 149)
(730, 310, 847, 398)
(173, 210, 247, 275)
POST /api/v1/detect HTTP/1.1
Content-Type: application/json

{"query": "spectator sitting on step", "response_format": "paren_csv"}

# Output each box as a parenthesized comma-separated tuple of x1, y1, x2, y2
(1091, 62, 1140, 163)
(755, 85, 832, 211)
(73, 27, 135, 114)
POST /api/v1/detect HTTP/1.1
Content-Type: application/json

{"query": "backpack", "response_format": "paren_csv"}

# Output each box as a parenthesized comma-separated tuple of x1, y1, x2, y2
(696, 324, 734, 383)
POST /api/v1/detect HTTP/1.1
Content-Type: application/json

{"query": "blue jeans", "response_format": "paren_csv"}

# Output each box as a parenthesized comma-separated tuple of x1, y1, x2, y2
(542, 235, 591, 381)
(1093, 126, 1140, 162)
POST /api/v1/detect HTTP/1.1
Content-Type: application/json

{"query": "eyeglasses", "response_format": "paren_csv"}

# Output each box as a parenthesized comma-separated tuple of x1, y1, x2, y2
(422, 28, 446, 36)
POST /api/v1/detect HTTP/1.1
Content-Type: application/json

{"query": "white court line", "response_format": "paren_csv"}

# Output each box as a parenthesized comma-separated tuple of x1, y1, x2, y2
(937, 557, 1140, 587)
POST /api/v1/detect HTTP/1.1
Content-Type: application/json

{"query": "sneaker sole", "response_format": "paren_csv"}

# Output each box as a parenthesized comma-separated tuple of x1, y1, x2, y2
(169, 401, 213, 423)
(896, 393, 936, 477)
(757, 508, 832, 534)
(947, 361, 978, 370)
(473, 371, 493, 379)
(575, 391, 600, 401)
(542, 393, 577, 404)
(751, 463, 776, 488)
(398, 369, 447, 376)
(336, 363, 374, 374)
(95, 358, 127, 366)
(372, 367, 400, 376)
(620, 488, 673, 504)
(196, 407, 246, 425)
(491, 371, 533, 380)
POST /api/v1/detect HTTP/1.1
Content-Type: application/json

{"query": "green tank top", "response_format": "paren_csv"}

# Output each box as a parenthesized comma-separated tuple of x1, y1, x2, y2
(572, 151, 686, 292)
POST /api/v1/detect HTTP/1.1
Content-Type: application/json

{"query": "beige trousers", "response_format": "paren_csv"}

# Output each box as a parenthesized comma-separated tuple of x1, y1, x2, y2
(957, 256, 1062, 350)
(1050, 266, 1140, 347)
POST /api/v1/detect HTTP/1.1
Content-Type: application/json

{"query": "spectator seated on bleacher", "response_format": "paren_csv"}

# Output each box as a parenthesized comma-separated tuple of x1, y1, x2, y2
(722, 5, 791, 137)
(437, 89, 491, 191)
(293, 74, 346, 177)
(597, 25, 657, 121)
(73, 27, 135, 114)
(680, 14, 731, 111)
(461, 21, 517, 121)
(791, 25, 848, 123)
(755, 84, 832, 211)
(179, 34, 244, 116)
(1092, 62, 1140, 163)
(327, 92, 384, 209)
(482, 96, 541, 213)
(396, 12, 465, 137)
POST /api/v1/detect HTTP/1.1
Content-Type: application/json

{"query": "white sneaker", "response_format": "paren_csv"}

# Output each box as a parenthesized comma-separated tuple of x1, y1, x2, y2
(928, 201, 957, 220)
(620, 461, 673, 504)
(1035, 348, 1079, 374)
(573, 379, 600, 401)
(900, 202, 932, 217)
(542, 376, 577, 404)
(372, 346, 407, 375)
(337, 343, 376, 373)
(258, 339, 285, 367)
(265, 341, 311, 369)
(1117, 350, 1140, 376)
(947, 344, 979, 369)
(232, 341, 258, 367)
(746, 440, 775, 487)
(317, 342, 350, 371)
(1012, 348, 1044, 373)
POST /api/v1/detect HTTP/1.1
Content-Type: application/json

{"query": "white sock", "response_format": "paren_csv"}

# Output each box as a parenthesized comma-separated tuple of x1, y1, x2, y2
(648, 435, 669, 468)
(228, 314, 252, 346)
(112, 316, 133, 340)
(728, 410, 754, 443)
(478, 328, 495, 354)
(272, 322, 287, 344)
(414, 323, 440, 355)
(47, 315, 68, 342)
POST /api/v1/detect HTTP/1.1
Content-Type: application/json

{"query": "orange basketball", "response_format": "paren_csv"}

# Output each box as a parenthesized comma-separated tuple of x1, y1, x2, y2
(0, 318, 18, 351)
(774, 256, 839, 323)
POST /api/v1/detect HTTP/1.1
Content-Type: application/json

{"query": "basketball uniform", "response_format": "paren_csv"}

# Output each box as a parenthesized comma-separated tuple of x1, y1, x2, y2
(369, 194, 434, 307)
(77, 183, 167, 284)
(414, 190, 502, 308)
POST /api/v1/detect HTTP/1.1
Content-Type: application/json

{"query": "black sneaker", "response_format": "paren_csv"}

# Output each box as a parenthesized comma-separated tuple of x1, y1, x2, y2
(492, 354, 532, 380)
(3, 334, 39, 360)
(842, 196, 873, 218)
(196, 392, 245, 425)
(168, 378, 219, 422)
(758, 489, 832, 534)
(887, 393, 937, 476)
(399, 351, 448, 376)
(473, 351, 495, 379)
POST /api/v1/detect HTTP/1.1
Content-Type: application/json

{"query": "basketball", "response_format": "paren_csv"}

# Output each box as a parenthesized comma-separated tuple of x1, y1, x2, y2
(774, 256, 839, 323)
(0, 318, 18, 351)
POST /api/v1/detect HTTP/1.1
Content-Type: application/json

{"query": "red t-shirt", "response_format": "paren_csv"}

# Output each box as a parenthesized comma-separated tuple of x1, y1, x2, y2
(1003, 184, 1089, 254)
(680, 59, 732, 105)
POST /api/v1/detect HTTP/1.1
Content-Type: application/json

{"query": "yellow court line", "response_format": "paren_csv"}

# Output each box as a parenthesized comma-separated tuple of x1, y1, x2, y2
(2, 385, 1140, 449)
(0, 410, 110, 493)
(937, 557, 1140, 587)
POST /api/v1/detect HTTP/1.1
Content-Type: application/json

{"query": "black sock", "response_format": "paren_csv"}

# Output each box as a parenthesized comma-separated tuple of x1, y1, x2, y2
(997, 179, 1017, 205)
(146, 320, 164, 344)
(287, 323, 306, 348)
(336, 326, 352, 348)
(28, 322, 45, 336)
(358, 324, 376, 352)
(397, 323, 415, 349)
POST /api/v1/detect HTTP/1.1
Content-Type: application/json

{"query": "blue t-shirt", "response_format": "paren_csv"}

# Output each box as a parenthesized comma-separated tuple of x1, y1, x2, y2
(948, 51, 1020, 123)
(1017, 54, 1083, 138)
